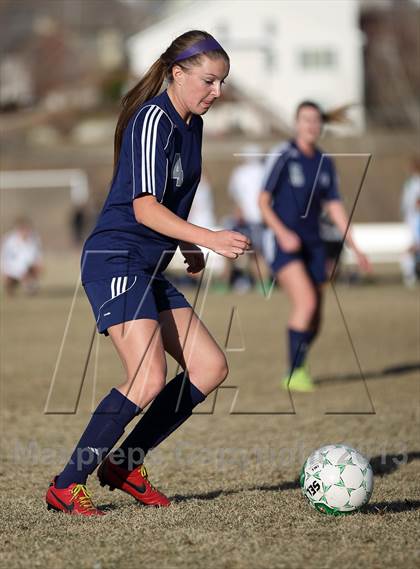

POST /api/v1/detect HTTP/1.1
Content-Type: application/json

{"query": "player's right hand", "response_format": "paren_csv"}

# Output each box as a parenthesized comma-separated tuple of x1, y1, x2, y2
(276, 228, 301, 253)
(355, 250, 372, 273)
(208, 230, 251, 259)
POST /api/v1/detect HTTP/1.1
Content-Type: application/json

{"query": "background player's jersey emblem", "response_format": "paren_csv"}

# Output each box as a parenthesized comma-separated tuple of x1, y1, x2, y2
(172, 153, 184, 187)
(288, 162, 305, 187)
(319, 171, 330, 187)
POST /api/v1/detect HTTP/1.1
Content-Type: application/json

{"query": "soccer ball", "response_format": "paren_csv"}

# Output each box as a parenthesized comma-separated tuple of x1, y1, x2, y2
(300, 444, 374, 515)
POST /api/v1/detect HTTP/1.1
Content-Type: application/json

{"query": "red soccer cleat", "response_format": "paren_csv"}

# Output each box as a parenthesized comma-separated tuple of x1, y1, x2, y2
(97, 457, 170, 507)
(45, 477, 105, 516)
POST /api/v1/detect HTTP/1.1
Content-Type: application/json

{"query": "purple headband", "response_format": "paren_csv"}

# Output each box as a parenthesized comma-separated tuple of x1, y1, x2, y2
(173, 38, 224, 63)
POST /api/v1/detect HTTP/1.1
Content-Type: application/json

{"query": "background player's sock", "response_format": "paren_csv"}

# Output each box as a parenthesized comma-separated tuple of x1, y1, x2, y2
(55, 388, 141, 488)
(306, 329, 317, 346)
(116, 372, 206, 469)
(288, 328, 314, 373)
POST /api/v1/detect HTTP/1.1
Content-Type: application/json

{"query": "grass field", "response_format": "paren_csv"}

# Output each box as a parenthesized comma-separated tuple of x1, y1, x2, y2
(1, 253, 419, 569)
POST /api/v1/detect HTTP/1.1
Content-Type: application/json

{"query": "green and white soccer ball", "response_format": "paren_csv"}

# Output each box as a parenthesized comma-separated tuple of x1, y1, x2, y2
(300, 444, 374, 515)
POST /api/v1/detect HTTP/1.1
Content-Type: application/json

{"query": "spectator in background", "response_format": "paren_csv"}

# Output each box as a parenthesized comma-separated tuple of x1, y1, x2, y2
(69, 174, 90, 246)
(186, 173, 219, 284)
(1, 216, 43, 295)
(400, 156, 420, 287)
(227, 144, 270, 292)
(188, 172, 216, 230)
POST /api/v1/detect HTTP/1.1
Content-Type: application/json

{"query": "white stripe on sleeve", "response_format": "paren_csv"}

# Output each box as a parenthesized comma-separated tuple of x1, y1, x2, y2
(144, 106, 160, 195)
(140, 107, 155, 194)
(150, 110, 163, 196)
(132, 105, 174, 199)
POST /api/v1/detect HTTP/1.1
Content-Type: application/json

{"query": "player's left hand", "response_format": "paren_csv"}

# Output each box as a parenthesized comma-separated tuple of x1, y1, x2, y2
(180, 243, 206, 274)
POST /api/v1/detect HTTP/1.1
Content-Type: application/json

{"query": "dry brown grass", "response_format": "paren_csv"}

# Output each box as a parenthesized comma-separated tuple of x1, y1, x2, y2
(1, 254, 419, 569)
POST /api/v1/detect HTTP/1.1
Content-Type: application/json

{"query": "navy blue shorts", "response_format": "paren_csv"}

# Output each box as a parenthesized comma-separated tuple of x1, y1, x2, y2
(264, 233, 327, 284)
(83, 273, 191, 336)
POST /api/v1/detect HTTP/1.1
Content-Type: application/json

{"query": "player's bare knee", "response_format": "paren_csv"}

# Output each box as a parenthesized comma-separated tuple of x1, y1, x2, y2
(122, 366, 166, 406)
(188, 352, 228, 388)
(215, 353, 229, 385)
(207, 352, 229, 386)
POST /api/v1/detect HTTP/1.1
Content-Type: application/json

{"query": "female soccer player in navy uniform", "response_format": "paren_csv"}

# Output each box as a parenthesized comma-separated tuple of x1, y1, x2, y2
(259, 101, 370, 392)
(45, 30, 249, 515)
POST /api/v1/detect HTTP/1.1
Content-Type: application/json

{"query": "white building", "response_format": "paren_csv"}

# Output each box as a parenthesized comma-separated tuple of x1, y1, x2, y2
(127, 0, 365, 134)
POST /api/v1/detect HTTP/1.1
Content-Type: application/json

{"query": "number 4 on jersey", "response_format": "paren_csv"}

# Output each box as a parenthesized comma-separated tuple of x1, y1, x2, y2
(171, 153, 184, 187)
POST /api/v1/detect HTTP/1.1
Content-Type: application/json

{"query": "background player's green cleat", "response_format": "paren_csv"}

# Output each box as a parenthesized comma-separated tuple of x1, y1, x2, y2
(282, 367, 314, 392)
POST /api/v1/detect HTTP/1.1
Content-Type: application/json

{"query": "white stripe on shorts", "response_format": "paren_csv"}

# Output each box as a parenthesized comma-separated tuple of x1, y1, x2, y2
(111, 275, 129, 299)
(96, 275, 138, 325)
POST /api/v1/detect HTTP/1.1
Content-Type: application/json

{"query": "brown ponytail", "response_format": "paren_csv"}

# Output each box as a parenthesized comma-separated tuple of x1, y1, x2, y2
(113, 58, 167, 176)
(296, 100, 356, 124)
(112, 30, 229, 178)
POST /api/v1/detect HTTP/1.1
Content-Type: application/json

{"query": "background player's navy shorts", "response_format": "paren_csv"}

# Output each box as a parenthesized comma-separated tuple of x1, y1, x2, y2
(83, 272, 191, 336)
(263, 232, 327, 284)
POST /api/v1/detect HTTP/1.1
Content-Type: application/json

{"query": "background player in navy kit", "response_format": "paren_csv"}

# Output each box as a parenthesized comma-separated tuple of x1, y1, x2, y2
(45, 30, 249, 516)
(259, 101, 370, 392)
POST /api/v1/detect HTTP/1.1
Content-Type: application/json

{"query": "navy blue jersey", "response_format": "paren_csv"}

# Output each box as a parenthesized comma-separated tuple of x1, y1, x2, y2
(81, 90, 203, 284)
(263, 140, 340, 243)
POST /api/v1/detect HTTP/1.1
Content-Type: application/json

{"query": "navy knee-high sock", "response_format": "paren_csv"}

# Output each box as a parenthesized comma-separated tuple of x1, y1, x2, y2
(288, 328, 315, 373)
(116, 372, 206, 469)
(55, 388, 141, 488)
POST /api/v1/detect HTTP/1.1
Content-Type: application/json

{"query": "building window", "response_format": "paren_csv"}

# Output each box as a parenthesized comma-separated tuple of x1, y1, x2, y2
(299, 49, 337, 69)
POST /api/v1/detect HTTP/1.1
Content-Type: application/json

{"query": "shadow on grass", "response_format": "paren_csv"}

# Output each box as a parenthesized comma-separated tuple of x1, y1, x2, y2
(361, 500, 420, 514)
(97, 503, 119, 512)
(370, 451, 420, 476)
(171, 451, 420, 504)
(171, 478, 300, 503)
(315, 361, 420, 385)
